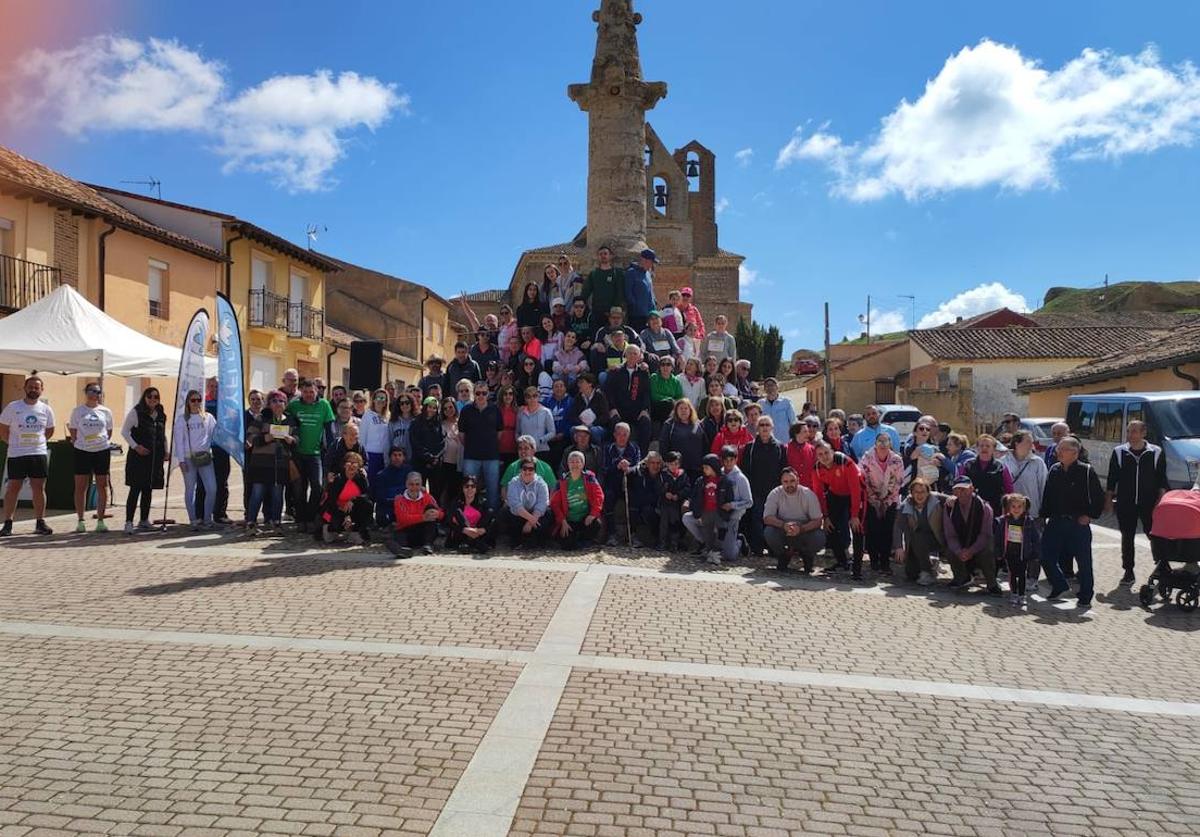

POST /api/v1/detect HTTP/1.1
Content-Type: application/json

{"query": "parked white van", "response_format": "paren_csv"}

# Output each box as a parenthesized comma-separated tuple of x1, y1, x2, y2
(1065, 392, 1200, 489)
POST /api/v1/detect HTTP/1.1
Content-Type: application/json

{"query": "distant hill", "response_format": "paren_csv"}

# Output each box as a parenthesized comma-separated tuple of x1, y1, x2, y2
(1041, 280, 1200, 314)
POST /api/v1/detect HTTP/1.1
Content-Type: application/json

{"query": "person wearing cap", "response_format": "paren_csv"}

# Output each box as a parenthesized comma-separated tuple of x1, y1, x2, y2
(549, 297, 569, 333)
(469, 330, 500, 372)
(639, 310, 680, 369)
(582, 245, 626, 331)
(625, 248, 660, 332)
(444, 341, 482, 389)
(68, 383, 114, 533)
(560, 424, 604, 477)
(677, 287, 706, 343)
(682, 453, 725, 564)
(943, 475, 1002, 594)
(591, 306, 641, 368)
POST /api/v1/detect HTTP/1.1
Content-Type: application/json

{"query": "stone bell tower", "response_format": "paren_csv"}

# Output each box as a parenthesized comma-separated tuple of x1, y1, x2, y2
(567, 0, 666, 261)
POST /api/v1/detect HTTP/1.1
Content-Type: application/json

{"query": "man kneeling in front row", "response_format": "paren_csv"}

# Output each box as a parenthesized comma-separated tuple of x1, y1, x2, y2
(763, 467, 826, 573)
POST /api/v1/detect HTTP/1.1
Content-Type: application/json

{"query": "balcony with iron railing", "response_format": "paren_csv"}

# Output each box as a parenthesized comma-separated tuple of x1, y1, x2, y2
(248, 288, 323, 340)
(0, 254, 60, 312)
(248, 288, 289, 331)
(288, 301, 324, 341)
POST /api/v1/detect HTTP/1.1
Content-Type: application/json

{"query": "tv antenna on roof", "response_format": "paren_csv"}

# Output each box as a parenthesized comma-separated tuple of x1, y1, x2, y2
(305, 223, 327, 250)
(120, 176, 161, 200)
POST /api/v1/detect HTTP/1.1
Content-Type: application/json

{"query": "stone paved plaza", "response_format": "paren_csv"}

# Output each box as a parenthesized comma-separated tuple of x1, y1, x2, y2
(1, 503, 1198, 836)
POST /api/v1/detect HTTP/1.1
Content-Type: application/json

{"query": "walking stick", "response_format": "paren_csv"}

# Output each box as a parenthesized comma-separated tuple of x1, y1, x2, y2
(623, 468, 632, 547)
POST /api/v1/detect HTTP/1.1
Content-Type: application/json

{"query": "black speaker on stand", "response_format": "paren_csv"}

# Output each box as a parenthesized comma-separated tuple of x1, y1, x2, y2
(348, 341, 383, 391)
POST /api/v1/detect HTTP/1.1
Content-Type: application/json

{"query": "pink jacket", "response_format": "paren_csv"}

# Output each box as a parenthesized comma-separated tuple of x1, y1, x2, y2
(860, 450, 904, 512)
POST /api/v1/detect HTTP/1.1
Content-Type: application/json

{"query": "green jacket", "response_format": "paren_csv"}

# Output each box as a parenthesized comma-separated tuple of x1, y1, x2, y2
(650, 373, 684, 403)
(582, 267, 625, 315)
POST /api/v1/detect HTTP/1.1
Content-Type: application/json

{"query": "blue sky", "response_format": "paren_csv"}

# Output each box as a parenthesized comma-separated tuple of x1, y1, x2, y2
(4, 0, 1200, 353)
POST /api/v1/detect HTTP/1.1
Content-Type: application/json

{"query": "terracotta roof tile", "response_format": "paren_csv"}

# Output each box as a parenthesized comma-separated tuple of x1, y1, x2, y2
(1019, 322, 1200, 391)
(909, 326, 1149, 360)
(0, 145, 225, 261)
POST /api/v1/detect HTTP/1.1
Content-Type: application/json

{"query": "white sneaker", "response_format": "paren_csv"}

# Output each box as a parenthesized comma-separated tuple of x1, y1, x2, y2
(348, 532, 364, 545)
(706, 550, 722, 566)
(322, 524, 336, 544)
(917, 571, 934, 586)
(123, 522, 134, 535)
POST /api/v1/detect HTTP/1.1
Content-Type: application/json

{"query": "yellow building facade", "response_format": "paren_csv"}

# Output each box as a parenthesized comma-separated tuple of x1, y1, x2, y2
(1, 148, 224, 427)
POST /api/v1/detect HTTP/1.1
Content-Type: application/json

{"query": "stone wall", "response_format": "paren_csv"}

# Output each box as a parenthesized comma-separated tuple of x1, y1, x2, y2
(53, 210, 79, 286)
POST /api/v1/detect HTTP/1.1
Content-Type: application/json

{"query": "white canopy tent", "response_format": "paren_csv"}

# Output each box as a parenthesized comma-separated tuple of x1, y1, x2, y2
(0, 284, 216, 377)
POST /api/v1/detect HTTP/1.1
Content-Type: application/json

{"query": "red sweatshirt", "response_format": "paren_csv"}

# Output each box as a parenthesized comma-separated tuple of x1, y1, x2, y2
(393, 490, 444, 531)
(813, 452, 864, 520)
(710, 425, 753, 456)
(786, 440, 818, 491)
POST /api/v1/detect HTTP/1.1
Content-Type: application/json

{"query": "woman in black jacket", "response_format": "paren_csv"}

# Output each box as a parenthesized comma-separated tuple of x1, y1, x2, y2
(244, 390, 299, 532)
(515, 281, 545, 329)
(410, 396, 446, 485)
(319, 452, 373, 544)
(120, 387, 167, 534)
(446, 476, 496, 554)
(659, 399, 706, 480)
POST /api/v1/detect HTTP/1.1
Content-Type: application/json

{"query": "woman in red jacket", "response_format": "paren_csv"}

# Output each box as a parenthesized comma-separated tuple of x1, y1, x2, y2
(387, 471, 444, 559)
(550, 450, 605, 550)
(320, 452, 373, 546)
(812, 440, 864, 575)
(786, 421, 818, 490)
(709, 409, 753, 457)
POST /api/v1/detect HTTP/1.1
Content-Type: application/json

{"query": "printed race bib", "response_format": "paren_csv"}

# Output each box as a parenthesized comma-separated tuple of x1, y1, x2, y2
(652, 339, 670, 352)
(606, 357, 622, 369)
(707, 338, 724, 354)
(18, 432, 41, 446)
(1007, 527, 1024, 544)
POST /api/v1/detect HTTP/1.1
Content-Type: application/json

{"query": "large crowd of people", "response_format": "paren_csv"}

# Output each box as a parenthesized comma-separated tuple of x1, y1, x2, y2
(0, 245, 1170, 609)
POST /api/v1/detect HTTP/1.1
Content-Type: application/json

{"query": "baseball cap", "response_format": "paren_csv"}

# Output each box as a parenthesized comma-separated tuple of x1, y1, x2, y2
(551, 297, 565, 308)
(681, 287, 694, 296)
(640, 248, 659, 263)
(952, 476, 973, 488)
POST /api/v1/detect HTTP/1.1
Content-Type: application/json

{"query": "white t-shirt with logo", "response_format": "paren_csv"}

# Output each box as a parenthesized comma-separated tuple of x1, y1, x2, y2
(68, 404, 114, 452)
(0, 399, 56, 458)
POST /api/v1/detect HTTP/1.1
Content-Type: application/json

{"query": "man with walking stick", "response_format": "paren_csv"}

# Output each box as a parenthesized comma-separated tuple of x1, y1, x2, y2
(603, 422, 640, 547)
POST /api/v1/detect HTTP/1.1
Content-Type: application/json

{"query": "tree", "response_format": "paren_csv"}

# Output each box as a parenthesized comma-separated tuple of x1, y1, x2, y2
(736, 317, 782, 379)
(762, 325, 783, 379)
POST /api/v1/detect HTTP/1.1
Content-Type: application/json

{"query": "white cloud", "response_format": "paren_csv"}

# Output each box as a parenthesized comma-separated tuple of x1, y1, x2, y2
(734, 147, 754, 167)
(219, 71, 408, 191)
(715, 196, 730, 215)
(7, 35, 407, 192)
(776, 40, 1200, 200)
(8, 35, 224, 134)
(916, 282, 1030, 328)
(738, 264, 758, 288)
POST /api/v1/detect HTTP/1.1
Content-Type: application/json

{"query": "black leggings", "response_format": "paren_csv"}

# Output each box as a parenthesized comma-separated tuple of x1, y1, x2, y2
(125, 486, 153, 523)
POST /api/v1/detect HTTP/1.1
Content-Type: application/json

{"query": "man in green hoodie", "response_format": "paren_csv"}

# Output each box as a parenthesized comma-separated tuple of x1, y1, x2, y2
(581, 245, 625, 331)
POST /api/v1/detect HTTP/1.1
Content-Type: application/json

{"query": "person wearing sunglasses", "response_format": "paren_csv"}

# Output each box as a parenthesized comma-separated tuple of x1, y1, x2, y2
(119, 387, 167, 534)
(173, 389, 218, 531)
(502, 457, 552, 549)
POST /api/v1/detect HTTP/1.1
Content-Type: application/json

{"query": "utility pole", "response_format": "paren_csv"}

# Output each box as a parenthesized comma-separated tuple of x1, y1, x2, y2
(899, 294, 915, 330)
(824, 302, 833, 411)
(866, 295, 871, 343)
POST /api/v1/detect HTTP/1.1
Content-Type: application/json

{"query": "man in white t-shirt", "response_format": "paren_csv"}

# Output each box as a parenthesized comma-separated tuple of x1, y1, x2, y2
(68, 383, 115, 533)
(0, 376, 56, 536)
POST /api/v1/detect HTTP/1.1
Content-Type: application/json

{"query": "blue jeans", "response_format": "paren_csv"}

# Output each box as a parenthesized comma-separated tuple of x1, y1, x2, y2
(1041, 517, 1094, 605)
(461, 458, 501, 512)
(246, 482, 284, 525)
(181, 462, 216, 524)
(296, 454, 324, 523)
